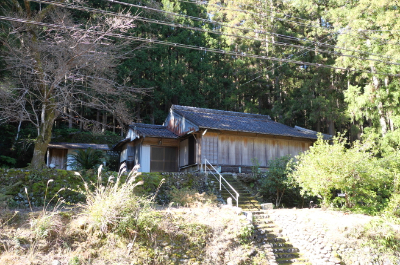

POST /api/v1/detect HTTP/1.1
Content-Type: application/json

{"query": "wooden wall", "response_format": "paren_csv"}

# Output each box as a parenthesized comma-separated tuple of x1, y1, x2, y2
(201, 131, 311, 167)
(165, 111, 199, 136)
(201, 132, 218, 164)
(47, 149, 68, 169)
(179, 139, 188, 167)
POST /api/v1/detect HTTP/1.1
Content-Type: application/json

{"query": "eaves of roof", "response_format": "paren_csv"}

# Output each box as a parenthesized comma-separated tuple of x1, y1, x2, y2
(48, 142, 111, 150)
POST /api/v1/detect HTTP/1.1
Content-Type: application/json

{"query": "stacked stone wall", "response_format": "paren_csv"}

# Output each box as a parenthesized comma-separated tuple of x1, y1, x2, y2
(268, 209, 399, 265)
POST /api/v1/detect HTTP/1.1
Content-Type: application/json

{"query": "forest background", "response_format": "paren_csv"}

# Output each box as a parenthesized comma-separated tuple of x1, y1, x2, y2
(0, 0, 399, 168)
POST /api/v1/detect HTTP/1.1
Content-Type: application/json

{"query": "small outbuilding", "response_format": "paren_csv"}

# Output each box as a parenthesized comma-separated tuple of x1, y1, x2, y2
(114, 105, 328, 173)
(46, 142, 111, 170)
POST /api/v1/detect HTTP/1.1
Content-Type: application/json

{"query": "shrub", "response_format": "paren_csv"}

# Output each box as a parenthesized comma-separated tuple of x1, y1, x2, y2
(352, 218, 400, 255)
(237, 222, 254, 244)
(291, 135, 392, 213)
(260, 155, 296, 207)
(68, 148, 105, 170)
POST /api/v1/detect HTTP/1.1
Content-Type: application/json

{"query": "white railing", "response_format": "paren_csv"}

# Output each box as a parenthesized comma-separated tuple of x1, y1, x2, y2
(204, 159, 239, 208)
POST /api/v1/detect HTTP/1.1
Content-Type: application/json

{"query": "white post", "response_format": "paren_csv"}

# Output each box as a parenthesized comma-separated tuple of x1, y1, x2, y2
(227, 197, 232, 207)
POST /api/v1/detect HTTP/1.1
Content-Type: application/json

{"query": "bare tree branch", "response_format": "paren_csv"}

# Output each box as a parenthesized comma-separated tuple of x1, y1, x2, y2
(0, 4, 149, 168)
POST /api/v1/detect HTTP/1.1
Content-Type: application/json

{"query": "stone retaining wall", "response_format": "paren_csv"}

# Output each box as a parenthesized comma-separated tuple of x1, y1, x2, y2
(268, 209, 398, 265)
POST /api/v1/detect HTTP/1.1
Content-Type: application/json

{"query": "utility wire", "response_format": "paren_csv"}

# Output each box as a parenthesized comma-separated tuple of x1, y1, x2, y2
(214, 0, 323, 25)
(104, 0, 337, 46)
(29, 0, 400, 66)
(102, 0, 399, 62)
(1, 15, 399, 77)
(179, 0, 400, 46)
(356, 29, 400, 32)
(178, 0, 331, 30)
(240, 33, 335, 87)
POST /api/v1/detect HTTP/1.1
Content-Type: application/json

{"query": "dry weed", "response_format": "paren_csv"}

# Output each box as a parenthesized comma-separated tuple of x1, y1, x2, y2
(169, 187, 217, 207)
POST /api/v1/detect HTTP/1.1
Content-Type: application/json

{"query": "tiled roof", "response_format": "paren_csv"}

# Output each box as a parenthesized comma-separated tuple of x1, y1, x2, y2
(171, 105, 320, 140)
(294, 126, 332, 140)
(130, 123, 178, 138)
(48, 143, 111, 150)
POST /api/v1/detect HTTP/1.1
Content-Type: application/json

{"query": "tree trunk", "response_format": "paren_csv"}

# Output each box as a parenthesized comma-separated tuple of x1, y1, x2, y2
(328, 119, 335, 136)
(102, 112, 107, 132)
(113, 113, 116, 133)
(68, 105, 73, 129)
(377, 101, 387, 136)
(12, 118, 22, 150)
(30, 107, 56, 169)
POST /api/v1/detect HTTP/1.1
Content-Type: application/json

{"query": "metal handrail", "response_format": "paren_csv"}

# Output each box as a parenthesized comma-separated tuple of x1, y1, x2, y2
(204, 159, 239, 208)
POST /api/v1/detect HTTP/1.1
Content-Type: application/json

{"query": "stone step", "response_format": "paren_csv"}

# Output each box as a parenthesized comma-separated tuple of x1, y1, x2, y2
(254, 219, 273, 225)
(272, 247, 300, 253)
(235, 200, 260, 204)
(220, 192, 254, 197)
(221, 198, 259, 204)
(221, 194, 256, 198)
(253, 214, 271, 219)
(270, 242, 296, 248)
(242, 206, 260, 209)
(258, 227, 283, 233)
(239, 206, 258, 211)
(245, 210, 311, 264)
(255, 221, 276, 226)
(274, 253, 303, 259)
(275, 258, 312, 265)
(249, 210, 269, 215)
(255, 224, 276, 230)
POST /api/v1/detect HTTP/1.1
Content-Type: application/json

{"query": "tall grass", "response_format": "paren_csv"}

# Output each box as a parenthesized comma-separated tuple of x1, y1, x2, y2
(76, 163, 148, 234)
(28, 179, 65, 240)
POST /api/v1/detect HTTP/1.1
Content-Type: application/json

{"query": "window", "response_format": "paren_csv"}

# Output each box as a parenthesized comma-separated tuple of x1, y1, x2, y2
(150, 146, 178, 172)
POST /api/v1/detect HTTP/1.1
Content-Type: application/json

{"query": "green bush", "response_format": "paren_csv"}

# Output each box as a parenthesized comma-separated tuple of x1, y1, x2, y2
(0, 168, 120, 207)
(259, 155, 296, 207)
(68, 148, 105, 170)
(291, 135, 392, 214)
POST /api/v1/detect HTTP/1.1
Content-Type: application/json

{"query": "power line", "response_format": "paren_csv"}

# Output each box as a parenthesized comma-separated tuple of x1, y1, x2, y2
(102, 0, 399, 62)
(217, 0, 322, 25)
(103, 0, 336, 46)
(356, 29, 400, 32)
(29, 0, 400, 67)
(178, 0, 331, 30)
(1, 15, 399, 77)
(179, 0, 400, 47)
(240, 34, 335, 87)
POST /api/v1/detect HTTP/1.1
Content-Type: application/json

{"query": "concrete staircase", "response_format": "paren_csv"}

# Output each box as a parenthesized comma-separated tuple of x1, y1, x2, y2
(251, 210, 311, 265)
(217, 174, 261, 211)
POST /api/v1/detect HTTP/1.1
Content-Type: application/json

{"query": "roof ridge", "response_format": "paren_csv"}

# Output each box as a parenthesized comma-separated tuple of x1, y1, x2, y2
(130, 123, 167, 129)
(172, 105, 271, 119)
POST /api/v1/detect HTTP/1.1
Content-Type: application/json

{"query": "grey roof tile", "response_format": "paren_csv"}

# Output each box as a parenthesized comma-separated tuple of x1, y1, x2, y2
(172, 105, 321, 140)
(130, 123, 178, 138)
